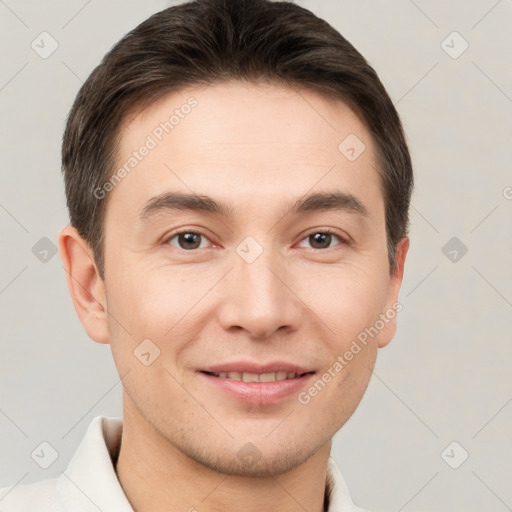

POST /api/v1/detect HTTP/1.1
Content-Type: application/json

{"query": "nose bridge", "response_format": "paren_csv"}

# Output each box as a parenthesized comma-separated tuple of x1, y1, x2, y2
(218, 236, 301, 338)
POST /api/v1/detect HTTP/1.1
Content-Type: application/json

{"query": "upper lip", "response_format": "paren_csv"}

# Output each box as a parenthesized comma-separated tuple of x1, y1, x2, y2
(200, 362, 315, 375)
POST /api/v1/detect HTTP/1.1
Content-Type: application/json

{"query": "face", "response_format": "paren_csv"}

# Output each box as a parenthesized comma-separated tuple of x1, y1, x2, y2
(64, 81, 407, 477)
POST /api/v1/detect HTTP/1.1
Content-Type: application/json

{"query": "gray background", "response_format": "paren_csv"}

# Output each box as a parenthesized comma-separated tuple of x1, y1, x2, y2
(1, 1, 511, 511)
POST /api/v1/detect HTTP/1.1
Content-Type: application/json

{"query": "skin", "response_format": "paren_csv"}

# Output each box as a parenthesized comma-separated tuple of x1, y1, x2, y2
(59, 81, 408, 512)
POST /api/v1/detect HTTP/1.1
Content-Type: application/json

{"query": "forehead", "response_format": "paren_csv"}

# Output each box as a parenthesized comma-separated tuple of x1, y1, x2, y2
(122, 81, 371, 156)
(108, 81, 383, 224)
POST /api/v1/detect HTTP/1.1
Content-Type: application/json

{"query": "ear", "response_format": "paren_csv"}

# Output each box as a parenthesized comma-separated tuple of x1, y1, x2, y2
(58, 225, 110, 344)
(377, 236, 409, 349)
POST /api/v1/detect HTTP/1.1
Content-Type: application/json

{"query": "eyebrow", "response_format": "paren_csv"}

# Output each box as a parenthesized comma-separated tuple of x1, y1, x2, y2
(138, 190, 368, 222)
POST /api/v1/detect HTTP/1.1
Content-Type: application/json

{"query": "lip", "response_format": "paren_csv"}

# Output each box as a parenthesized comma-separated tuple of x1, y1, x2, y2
(200, 361, 314, 375)
(198, 362, 316, 405)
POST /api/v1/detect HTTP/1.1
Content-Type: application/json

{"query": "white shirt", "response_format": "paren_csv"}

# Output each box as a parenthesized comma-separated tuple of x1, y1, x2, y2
(0, 416, 369, 511)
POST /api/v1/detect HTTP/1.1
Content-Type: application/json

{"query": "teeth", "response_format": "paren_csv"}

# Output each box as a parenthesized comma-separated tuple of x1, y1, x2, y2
(257, 372, 275, 382)
(242, 372, 260, 382)
(212, 371, 301, 382)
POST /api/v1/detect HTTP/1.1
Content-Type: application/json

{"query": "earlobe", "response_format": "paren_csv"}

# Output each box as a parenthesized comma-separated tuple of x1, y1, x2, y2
(377, 236, 410, 349)
(58, 225, 110, 344)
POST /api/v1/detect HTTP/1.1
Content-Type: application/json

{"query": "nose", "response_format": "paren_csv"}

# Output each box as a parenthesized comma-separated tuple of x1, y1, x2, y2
(216, 242, 303, 340)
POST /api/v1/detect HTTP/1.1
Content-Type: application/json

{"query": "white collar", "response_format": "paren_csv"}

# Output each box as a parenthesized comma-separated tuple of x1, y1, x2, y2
(56, 416, 366, 512)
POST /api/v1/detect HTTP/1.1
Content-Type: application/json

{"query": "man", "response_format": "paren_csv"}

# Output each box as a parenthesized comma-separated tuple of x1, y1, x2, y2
(0, 0, 412, 510)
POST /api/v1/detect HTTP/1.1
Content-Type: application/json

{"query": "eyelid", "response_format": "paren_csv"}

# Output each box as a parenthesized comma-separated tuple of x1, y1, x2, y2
(296, 227, 350, 249)
(162, 227, 218, 248)
(163, 226, 350, 251)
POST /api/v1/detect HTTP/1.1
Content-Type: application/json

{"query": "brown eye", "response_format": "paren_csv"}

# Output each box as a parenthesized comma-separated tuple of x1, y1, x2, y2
(167, 231, 209, 250)
(298, 230, 344, 250)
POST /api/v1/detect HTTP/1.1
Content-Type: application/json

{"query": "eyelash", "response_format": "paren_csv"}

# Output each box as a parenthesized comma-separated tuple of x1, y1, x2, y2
(298, 228, 348, 250)
(163, 227, 348, 252)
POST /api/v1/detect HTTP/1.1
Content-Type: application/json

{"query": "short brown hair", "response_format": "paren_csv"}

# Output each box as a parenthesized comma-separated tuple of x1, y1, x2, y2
(62, 0, 413, 279)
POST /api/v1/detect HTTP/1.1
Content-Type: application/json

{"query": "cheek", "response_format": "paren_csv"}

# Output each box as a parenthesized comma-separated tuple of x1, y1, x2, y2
(300, 336, 377, 432)
(305, 263, 390, 342)
(107, 262, 205, 336)
(334, 347, 376, 418)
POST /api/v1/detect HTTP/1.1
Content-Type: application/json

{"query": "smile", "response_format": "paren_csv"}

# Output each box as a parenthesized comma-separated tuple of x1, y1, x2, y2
(199, 370, 316, 405)
(203, 370, 311, 382)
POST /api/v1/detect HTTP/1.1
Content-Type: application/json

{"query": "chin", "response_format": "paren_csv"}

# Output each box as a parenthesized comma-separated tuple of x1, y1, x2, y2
(175, 427, 330, 477)
(193, 445, 316, 477)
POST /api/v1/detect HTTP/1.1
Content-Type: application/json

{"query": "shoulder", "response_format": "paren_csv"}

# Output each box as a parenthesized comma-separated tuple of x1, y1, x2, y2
(0, 478, 64, 512)
(0, 415, 125, 512)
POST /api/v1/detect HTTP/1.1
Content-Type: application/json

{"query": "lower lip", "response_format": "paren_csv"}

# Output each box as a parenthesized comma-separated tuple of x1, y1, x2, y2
(199, 372, 315, 405)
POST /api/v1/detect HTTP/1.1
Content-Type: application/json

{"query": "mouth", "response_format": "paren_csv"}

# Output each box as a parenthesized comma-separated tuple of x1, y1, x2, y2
(201, 370, 314, 382)
(198, 367, 316, 405)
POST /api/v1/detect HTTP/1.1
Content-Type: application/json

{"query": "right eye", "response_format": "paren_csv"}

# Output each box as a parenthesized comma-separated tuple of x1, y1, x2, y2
(165, 230, 213, 251)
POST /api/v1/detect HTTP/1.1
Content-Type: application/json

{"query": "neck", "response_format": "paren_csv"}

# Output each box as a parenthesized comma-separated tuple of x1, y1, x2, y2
(115, 397, 331, 512)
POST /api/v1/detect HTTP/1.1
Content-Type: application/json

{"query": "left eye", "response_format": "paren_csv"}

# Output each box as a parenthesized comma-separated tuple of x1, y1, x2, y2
(166, 230, 345, 251)
(297, 230, 344, 250)
(167, 231, 211, 250)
